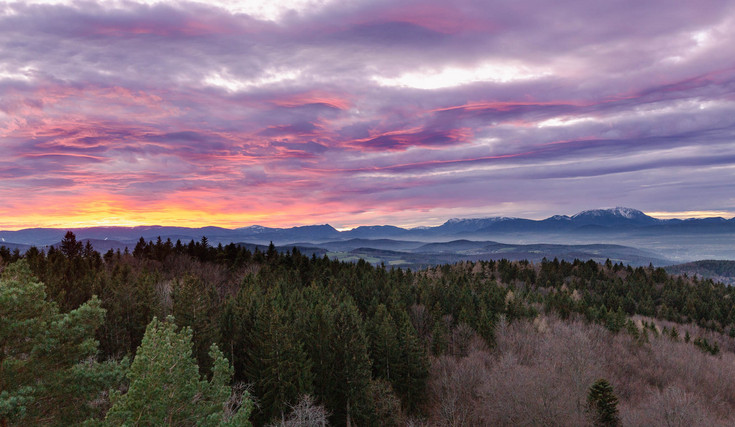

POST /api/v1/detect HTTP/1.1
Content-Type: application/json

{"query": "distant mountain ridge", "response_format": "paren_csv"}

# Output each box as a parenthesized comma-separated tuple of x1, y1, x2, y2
(570, 207, 660, 225)
(438, 207, 731, 234)
(1, 207, 733, 248)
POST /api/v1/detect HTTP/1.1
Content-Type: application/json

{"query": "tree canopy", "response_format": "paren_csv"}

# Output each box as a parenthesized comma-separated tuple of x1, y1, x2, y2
(0, 260, 124, 426)
(104, 316, 252, 427)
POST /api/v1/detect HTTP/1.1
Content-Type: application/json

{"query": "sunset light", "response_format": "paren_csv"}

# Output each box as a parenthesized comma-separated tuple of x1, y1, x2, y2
(4, 3, 735, 425)
(1, 0, 734, 230)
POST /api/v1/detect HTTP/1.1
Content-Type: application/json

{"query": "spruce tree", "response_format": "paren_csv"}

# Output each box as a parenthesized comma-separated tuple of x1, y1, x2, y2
(393, 312, 429, 414)
(172, 275, 219, 371)
(255, 301, 314, 424)
(60, 231, 83, 258)
(325, 300, 372, 426)
(367, 304, 399, 382)
(587, 378, 620, 427)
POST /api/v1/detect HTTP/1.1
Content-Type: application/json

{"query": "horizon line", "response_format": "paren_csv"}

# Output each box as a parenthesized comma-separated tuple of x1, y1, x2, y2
(1, 208, 734, 232)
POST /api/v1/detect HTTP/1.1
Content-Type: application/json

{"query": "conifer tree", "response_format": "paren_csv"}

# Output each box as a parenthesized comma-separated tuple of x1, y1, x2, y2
(325, 300, 372, 426)
(172, 275, 219, 370)
(431, 317, 450, 356)
(0, 260, 123, 425)
(255, 301, 314, 424)
(367, 304, 400, 382)
(104, 316, 252, 426)
(60, 231, 83, 258)
(300, 294, 334, 413)
(587, 378, 620, 427)
(393, 312, 429, 413)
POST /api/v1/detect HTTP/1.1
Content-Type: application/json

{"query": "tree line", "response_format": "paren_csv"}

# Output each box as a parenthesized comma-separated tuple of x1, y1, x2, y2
(2, 231, 734, 425)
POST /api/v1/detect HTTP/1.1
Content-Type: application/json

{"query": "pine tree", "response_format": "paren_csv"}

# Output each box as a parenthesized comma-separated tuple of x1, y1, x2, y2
(0, 260, 124, 425)
(670, 326, 679, 341)
(104, 316, 253, 426)
(587, 378, 620, 427)
(300, 293, 335, 418)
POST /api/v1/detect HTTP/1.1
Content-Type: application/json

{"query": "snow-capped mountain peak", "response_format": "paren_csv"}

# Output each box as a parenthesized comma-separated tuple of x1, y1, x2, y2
(236, 225, 270, 232)
(445, 216, 516, 224)
(572, 207, 646, 219)
(569, 207, 658, 226)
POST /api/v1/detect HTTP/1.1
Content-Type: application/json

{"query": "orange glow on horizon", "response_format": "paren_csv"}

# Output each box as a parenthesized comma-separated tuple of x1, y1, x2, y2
(644, 210, 735, 219)
(0, 207, 333, 231)
(0, 193, 379, 231)
(2, 204, 733, 232)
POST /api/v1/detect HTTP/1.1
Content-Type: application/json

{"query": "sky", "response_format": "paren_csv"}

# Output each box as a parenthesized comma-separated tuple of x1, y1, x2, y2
(1, 0, 735, 230)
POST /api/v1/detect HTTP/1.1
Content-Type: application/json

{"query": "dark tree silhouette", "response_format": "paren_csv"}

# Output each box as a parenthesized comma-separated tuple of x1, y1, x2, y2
(587, 378, 620, 426)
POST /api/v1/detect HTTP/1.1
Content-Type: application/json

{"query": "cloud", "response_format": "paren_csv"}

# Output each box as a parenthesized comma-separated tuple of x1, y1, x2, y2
(1, 0, 735, 229)
(350, 128, 472, 151)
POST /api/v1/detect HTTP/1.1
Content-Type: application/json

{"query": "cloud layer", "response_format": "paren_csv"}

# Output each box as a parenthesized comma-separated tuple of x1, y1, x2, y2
(2, 0, 735, 229)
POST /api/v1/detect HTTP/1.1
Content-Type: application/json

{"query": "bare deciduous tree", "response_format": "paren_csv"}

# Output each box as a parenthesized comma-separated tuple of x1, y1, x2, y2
(425, 314, 735, 426)
(268, 394, 330, 427)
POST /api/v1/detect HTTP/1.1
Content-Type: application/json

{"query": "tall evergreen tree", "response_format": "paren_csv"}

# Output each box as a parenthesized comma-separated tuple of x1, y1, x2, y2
(104, 316, 252, 426)
(324, 299, 372, 426)
(60, 231, 83, 258)
(367, 304, 399, 382)
(172, 275, 219, 370)
(587, 378, 620, 427)
(255, 302, 314, 424)
(0, 260, 124, 426)
(393, 311, 429, 414)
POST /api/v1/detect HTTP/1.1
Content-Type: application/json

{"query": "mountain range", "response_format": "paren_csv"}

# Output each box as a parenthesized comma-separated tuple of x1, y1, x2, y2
(2, 207, 734, 266)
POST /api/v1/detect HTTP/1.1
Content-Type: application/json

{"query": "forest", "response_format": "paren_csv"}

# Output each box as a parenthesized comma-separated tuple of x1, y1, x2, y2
(3, 232, 735, 426)
(666, 260, 735, 286)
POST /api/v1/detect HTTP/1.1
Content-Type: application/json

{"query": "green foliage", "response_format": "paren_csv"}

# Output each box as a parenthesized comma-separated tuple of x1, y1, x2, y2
(604, 306, 627, 333)
(430, 318, 450, 356)
(60, 230, 83, 258)
(11, 234, 735, 424)
(693, 336, 720, 355)
(255, 299, 314, 424)
(0, 260, 123, 426)
(104, 316, 252, 426)
(367, 304, 400, 383)
(392, 312, 429, 413)
(325, 300, 373, 425)
(669, 326, 679, 341)
(172, 275, 220, 371)
(587, 378, 620, 427)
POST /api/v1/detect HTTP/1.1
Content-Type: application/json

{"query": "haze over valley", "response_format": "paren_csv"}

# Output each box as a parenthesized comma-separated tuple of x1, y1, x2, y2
(3, 0, 735, 425)
(3, 207, 735, 270)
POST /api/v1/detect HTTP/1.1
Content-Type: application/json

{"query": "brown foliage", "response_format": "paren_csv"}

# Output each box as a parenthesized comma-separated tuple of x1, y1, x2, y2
(267, 394, 330, 427)
(426, 315, 735, 426)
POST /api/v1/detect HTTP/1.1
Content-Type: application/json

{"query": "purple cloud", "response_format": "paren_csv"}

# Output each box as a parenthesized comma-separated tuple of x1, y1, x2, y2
(1, 0, 735, 229)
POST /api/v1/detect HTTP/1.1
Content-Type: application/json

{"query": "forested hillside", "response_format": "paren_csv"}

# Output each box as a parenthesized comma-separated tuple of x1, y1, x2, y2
(2, 232, 735, 425)
(666, 260, 735, 286)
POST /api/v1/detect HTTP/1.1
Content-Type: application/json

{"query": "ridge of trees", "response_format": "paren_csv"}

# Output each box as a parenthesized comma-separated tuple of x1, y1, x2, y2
(666, 259, 735, 286)
(2, 232, 735, 425)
